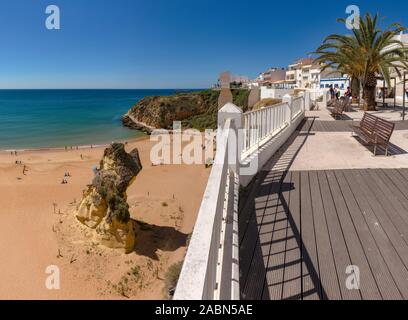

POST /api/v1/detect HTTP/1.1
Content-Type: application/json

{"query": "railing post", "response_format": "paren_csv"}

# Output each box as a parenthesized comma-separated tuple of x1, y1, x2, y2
(303, 91, 311, 111)
(322, 88, 329, 107)
(282, 94, 293, 123)
(218, 103, 243, 175)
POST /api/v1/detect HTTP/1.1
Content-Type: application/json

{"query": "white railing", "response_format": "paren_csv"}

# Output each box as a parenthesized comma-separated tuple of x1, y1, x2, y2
(243, 103, 288, 153)
(303, 88, 330, 110)
(308, 89, 323, 102)
(175, 96, 305, 300)
(174, 111, 240, 300)
(292, 96, 303, 119)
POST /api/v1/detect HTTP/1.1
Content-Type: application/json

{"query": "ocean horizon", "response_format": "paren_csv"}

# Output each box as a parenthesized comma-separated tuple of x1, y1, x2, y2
(0, 89, 199, 150)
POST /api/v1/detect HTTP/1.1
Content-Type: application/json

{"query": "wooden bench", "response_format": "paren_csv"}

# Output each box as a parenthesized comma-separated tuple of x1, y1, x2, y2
(351, 113, 395, 156)
(343, 97, 352, 112)
(329, 99, 347, 119)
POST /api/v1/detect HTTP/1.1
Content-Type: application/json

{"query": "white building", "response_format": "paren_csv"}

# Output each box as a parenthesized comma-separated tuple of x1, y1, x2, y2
(256, 67, 287, 88)
(380, 33, 408, 102)
(285, 57, 320, 89)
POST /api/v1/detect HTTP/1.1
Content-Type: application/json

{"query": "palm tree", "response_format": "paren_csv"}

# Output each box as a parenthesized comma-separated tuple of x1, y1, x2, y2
(314, 13, 408, 110)
(314, 40, 362, 102)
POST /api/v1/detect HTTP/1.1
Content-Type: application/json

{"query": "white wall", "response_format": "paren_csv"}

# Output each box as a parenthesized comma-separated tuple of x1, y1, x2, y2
(260, 87, 294, 100)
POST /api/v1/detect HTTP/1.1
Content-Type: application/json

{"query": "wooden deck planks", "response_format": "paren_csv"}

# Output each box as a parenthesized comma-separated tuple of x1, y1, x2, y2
(317, 170, 361, 300)
(359, 170, 408, 266)
(243, 171, 281, 300)
(325, 170, 381, 299)
(241, 170, 285, 299)
(308, 171, 341, 300)
(281, 171, 302, 300)
(299, 171, 320, 300)
(262, 171, 292, 300)
(334, 170, 402, 300)
(373, 170, 408, 229)
(300, 119, 408, 133)
(239, 168, 408, 300)
(342, 170, 408, 299)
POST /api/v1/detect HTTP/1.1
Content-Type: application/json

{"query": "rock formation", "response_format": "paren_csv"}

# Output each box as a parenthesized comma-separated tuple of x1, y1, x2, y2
(122, 89, 251, 132)
(76, 143, 142, 253)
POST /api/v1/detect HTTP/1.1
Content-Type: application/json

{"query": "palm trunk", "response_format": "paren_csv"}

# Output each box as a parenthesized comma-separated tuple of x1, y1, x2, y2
(363, 85, 377, 111)
(363, 72, 377, 111)
(351, 77, 360, 103)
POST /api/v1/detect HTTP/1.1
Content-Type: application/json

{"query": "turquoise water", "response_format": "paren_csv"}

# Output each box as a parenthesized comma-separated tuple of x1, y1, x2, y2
(0, 89, 182, 150)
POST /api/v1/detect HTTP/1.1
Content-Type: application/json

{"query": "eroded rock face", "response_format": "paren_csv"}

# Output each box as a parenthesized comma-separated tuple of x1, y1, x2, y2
(76, 143, 142, 253)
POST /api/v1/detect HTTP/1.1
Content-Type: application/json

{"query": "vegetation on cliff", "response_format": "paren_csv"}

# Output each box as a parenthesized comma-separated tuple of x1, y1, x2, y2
(124, 89, 251, 132)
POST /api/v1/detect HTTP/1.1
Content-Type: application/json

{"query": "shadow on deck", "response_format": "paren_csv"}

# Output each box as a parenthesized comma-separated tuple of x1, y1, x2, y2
(239, 118, 408, 300)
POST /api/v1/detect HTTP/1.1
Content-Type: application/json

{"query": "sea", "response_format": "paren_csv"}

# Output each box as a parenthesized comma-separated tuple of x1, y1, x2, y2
(0, 89, 190, 150)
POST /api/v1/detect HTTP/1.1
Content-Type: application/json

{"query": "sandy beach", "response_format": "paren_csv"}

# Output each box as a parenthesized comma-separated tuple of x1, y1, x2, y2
(0, 136, 210, 299)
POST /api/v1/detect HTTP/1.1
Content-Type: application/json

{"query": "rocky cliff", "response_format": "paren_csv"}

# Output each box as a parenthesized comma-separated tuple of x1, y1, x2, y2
(122, 89, 250, 132)
(76, 143, 142, 253)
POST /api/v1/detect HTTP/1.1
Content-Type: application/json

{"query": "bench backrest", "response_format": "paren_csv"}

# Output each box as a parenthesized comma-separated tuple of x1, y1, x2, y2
(360, 113, 377, 134)
(344, 97, 352, 109)
(375, 117, 395, 143)
(361, 112, 395, 143)
(333, 100, 345, 113)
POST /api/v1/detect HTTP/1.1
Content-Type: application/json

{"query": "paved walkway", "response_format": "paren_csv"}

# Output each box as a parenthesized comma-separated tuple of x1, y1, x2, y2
(302, 119, 408, 132)
(307, 105, 407, 122)
(239, 118, 408, 300)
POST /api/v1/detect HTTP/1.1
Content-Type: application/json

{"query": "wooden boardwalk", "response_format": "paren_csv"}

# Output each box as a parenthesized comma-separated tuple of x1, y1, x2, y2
(301, 118, 408, 132)
(239, 120, 408, 300)
(239, 168, 408, 300)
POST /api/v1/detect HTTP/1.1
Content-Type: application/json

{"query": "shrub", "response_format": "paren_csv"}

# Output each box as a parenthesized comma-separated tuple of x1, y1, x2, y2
(106, 191, 130, 223)
(164, 261, 183, 293)
(253, 98, 282, 110)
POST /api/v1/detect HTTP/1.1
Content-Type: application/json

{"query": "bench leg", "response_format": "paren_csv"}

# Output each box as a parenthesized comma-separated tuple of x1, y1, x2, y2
(374, 145, 377, 156)
(386, 146, 389, 157)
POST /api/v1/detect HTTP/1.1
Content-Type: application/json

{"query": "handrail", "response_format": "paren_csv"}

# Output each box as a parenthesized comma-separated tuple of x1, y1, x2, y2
(243, 102, 289, 153)
(291, 96, 303, 119)
(174, 118, 239, 300)
(175, 94, 306, 301)
(243, 102, 287, 116)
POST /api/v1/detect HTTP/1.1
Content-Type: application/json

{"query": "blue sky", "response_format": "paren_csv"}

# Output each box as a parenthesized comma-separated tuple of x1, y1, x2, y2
(1, 0, 407, 89)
